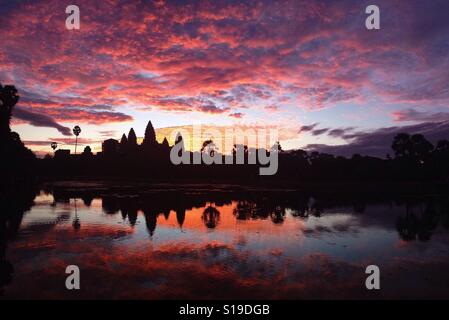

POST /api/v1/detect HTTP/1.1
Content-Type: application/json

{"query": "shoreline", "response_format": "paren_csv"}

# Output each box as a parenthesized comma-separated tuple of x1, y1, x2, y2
(38, 177, 449, 196)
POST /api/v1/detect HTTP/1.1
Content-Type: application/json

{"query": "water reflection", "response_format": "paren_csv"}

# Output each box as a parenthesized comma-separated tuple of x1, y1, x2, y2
(202, 205, 220, 229)
(1, 183, 449, 299)
(0, 184, 38, 295)
(72, 199, 81, 231)
(52, 189, 354, 233)
(395, 199, 449, 242)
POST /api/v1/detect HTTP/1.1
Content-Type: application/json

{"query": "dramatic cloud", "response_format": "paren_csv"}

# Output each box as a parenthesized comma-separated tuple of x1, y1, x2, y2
(13, 107, 72, 136)
(1, 0, 448, 115)
(1, 0, 449, 152)
(306, 121, 449, 158)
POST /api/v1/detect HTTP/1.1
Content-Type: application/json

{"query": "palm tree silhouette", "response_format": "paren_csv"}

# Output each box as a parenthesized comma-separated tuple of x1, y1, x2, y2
(72, 198, 80, 230)
(72, 126, 81, 154)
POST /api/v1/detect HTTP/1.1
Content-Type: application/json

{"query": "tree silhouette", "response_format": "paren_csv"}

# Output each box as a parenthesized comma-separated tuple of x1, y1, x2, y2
(0, 182, 38, 294)
(202, 205, 220, 229)
(10, 132, 21, 144)
(83, 146, 93, 156)
(271, 141, 282, 153)
(0, 83, 36, 184)
(392, 133, 412, 158)
(436, 140, 449, 153)
(410, 134, 433, 160)
(0, 83, 19, 139)
(392, 133, 433, 161)
(73, 125, 81, 154)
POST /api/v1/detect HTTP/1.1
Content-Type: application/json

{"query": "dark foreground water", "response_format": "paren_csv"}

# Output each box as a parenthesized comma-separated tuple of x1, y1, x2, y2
(1, 182, 449, 299)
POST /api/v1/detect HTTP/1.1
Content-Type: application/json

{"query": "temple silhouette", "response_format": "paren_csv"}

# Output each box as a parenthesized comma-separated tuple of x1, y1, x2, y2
(1, 82, 449, 184)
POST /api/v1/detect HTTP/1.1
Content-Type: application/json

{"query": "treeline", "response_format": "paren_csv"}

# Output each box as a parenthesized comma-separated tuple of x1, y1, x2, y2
(38, 129, 449, 183)
(275, 133, 449, 182)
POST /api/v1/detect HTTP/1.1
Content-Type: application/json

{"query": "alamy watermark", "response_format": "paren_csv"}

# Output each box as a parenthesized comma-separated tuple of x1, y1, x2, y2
(365, 265, 380, 290)
(65, 265, 80, 290)
(168, 125, 280, 176)
(65, 5, 80, 30)
(64, 4, 381, 31)
(365, 5, 380, 30)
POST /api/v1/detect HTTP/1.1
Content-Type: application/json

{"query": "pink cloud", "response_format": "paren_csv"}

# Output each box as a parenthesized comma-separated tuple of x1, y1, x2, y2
(1, 0, 448, 135)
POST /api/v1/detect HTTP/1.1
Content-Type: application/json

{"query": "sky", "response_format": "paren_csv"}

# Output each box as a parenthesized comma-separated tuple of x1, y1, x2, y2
(1, 0, 449, 157)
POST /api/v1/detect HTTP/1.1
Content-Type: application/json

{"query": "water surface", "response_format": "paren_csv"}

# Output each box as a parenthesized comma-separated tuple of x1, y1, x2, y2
(1, 183, 449, 299)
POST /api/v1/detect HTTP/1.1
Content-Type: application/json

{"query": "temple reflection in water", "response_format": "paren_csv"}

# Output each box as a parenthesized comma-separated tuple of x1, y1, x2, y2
(1, 183, 449, 299)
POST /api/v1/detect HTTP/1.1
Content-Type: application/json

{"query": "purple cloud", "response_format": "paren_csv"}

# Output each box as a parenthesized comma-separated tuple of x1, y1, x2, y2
(13, 107, 72, 136)
(306, 121, 449, 158)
